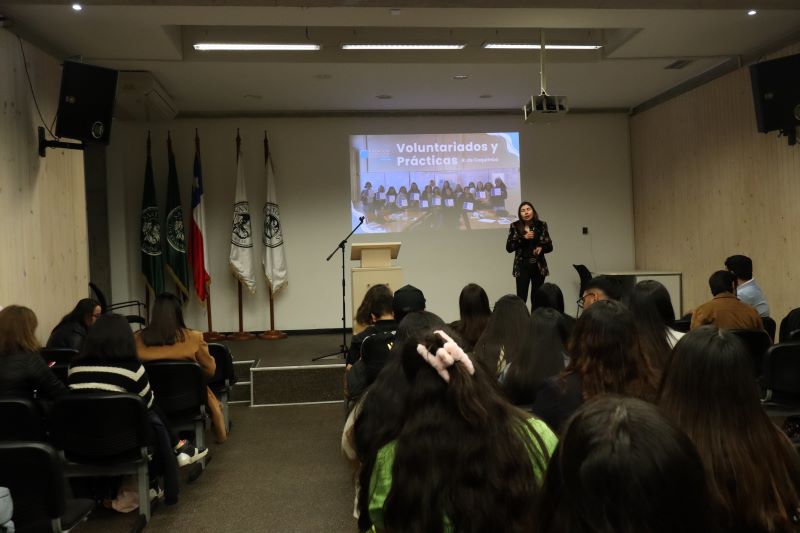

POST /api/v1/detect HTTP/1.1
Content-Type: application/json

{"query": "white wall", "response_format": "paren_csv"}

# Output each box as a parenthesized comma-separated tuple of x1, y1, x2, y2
(107, 113, 633, 331)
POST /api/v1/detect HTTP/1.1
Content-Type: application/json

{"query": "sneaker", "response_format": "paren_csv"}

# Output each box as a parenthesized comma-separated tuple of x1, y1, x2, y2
(174, 440, 208, 467)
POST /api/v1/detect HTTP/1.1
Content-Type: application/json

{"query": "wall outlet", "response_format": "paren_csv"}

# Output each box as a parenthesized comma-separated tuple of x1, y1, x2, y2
(582, 226, 589, 235)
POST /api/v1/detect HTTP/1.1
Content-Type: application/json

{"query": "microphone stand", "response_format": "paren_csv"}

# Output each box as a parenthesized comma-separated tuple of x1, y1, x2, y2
(312, 216, 365, 361)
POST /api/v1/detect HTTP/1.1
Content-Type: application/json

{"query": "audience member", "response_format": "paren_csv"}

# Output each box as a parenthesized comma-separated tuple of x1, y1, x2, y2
(538, 396, 719, 533)
(0, 305, 66, 400)
(725, 254, 770, 317)
(391, 284, 426, 322)
(348, 284, 394, 367)
(690, 270, 762, 330)
(779, 307, 800, 342)
(501, 307, 569, 407)
(659, 326, 800, 532)
(46, 298, 101, 351)
(451, 282, 491, 351)
(364, 327, 557, 533)
(532, 282, 565, 313)
(531, 300, 658, 432)
(625, 280, 682, 370)
(472, 294, 530, 376)
(577, 275, 621, 311)
(134, 292, 226, 443)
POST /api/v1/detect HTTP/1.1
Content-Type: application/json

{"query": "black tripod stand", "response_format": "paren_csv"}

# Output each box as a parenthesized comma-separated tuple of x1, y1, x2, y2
(312, 216, 365, 361)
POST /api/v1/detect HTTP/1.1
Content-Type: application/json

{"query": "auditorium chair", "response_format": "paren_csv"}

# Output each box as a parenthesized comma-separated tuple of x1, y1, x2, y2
(49, 393, 152, 522)
(0, 398, 45, 442)
(39, 348, 78, 386)
(207, 343, 237, 433)
(761, 342, 800, 418)
(0, 441, 95, 533)
(728, 329, 773, 378)
(762, 316, 777, 342)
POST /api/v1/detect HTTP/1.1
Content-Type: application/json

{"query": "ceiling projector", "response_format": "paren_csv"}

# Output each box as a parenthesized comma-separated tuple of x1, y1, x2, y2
(523, 93, 569, 123)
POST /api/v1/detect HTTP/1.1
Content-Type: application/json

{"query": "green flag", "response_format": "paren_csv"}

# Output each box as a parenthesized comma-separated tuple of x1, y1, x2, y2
(140, 132, 165, 296)
(165, 132, 191, 300)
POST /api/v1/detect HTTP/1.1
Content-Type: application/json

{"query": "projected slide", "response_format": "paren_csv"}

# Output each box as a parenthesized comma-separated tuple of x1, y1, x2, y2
(350, 132, 521, 233)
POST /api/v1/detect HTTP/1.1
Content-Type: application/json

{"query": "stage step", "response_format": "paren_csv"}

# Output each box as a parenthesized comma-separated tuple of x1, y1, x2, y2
(230, 360, 256, 404)
(250, 363, 345, 406)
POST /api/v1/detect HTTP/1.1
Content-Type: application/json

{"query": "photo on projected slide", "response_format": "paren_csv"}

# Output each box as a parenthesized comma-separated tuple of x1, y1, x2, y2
(350, 132, 521, 233)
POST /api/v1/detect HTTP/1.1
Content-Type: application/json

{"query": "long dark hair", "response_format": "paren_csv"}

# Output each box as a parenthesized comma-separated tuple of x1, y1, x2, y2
(503, 307, 569, 406)
(382, 328, 548, 533)
(55, 298, 100, 329)
(354, 284, 393, 326)
(354, 311, 445, 532)
(659, 326, 800, 532)
(455, 283, 491, 350)
(139, 292, 187, 346)
(538, 395, 718, 533)
(533, 282, 565, 314)
(473, 294, 530, 375)
(565, 300, 658, 402)
(0, 305, 40, 355)
(79, 313, 138, 361)
(514, 201, 540, 234)
(625, 280, 674, 371)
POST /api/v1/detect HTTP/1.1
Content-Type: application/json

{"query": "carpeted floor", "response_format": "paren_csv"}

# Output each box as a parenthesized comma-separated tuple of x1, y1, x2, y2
(220, 333, 349, 367)
(78, 403, 356, 532)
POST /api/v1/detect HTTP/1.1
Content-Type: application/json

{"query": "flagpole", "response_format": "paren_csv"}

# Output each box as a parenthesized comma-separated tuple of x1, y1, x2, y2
(230, 130, 255, 341)
(203, 288, 225, 342)
(260, 132, 287, 340)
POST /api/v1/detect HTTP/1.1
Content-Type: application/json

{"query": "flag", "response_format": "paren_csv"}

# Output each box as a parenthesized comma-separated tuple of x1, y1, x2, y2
(164, 133, 191, 300)
(229, 134, 257, 293)
(262, 134, 288, 294)
(140, 132, 165, 295)
(190, 132, 211, 302)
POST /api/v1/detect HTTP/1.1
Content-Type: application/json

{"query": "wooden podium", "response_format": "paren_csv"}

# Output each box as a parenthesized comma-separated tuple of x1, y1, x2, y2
(351, 242, 403, 333)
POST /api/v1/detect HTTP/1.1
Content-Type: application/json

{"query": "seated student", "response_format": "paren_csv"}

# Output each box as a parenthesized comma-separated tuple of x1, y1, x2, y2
(0, 306, 67, 400)
(725, 254, 770, 318)
(538, 396, 719, 533)
(473, 294, 530, 377)
(531, 300, 658, 433)
(364, 328, 557, 533)
(626, 279, 683, 371)
(659, 326, 800, 532)
(450, 283, 491, 352)
(134, 292, 226, 443)
(391, 284, 426, 322)
(690, 270, 763, 331)
(46, 298, 102, 351)
(354, 283, 392, 335)
(532, 282, 576, 336)
(577, 275, 622, 312)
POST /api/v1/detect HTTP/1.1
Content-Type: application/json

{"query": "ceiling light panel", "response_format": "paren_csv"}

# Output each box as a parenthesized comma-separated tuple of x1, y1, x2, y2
(483, 43, 601, 50)
(341, 43, 466, 50)
(193, 43, 320, 51)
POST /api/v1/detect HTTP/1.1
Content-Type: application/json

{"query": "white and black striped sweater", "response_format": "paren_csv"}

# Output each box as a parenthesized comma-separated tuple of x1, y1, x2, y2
(67, 357, 154, 409)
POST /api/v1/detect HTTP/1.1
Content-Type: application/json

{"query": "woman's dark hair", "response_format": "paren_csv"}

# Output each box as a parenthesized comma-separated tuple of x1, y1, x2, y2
(354, 284, 394, 326)
(659, 327, 800, 532)
(565, 299, 657, 402)
(455, 283, 491, 350)
(532, 282, 565, 313)
(538, 395, 718, 533)
(708, 270, 736, 296)
(0, 305, 40, 354)
(139, 292, 186, 346)
(79, 313, 138, 361)
(56, 298, 100, 329)
(473, 294, 530, 375)
(625, 280, 675, 370)
(353, 310, 445, 531)
(503, 307, 569, 406)
(382, 327, 548, 533)
(514, 201, 540, 234)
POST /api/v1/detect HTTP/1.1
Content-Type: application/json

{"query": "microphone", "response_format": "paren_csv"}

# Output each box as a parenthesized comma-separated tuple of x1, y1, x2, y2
(359, 216, 365, 222)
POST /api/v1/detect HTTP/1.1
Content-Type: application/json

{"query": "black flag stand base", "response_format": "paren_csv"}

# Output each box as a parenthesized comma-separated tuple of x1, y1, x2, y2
(311, 216, 365, 362)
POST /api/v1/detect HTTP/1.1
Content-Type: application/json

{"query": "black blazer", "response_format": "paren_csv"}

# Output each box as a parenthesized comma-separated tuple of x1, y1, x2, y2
(505, 220, 553, 278)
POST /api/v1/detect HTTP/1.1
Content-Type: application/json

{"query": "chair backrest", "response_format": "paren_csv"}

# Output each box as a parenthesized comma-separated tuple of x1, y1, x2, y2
(50, 393, 150, 463)
(763, 342, 800, 404)
(728, 329, 773, 377)
(763, 316, 777, 342)
(0, 442, 66, 526)
(780, 308, 800, 342)
(40, 348, 79, 365)
(144, 361, 205, 417)
(207, 343, 237, 387)
(0, 398, 44, 442)
(572, 264, 592, 296)
(673, 316, 692, 333)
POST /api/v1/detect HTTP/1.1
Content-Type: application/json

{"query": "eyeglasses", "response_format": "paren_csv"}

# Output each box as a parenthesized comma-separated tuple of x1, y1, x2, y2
(576, 292, 600, 309)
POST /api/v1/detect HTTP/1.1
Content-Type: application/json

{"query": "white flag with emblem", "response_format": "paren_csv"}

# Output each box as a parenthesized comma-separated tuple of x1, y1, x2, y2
(229, 137, 257, 293)
(262, 137, 288, 294)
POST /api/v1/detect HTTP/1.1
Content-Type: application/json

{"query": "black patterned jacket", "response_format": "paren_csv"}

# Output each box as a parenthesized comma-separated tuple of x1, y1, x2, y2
(505, 220, 553, 277)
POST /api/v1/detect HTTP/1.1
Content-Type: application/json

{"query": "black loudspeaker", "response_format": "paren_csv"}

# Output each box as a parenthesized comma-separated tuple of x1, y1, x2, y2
(55, 61, 118, 145)
(749, 53, 800, 135)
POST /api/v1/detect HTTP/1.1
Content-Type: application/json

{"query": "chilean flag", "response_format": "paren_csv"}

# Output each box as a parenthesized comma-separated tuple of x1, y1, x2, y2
(190, 132, 211, 301)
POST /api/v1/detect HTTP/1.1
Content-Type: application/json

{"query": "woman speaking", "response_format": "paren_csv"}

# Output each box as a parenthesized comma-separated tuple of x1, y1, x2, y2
(506, 202, 553, 305)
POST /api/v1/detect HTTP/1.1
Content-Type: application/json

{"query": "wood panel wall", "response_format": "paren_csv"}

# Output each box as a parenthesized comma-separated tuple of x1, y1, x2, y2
(631, 43, 800, 324)
(0, 29, 89, 340)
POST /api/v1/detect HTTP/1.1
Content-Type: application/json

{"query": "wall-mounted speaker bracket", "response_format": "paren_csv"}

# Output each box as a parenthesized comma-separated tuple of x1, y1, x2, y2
(38, 126, 84, 158)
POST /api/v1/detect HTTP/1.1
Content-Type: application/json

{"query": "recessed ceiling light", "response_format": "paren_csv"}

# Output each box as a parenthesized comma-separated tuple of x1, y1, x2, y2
(452, 75, 469, 80)
(747, 9, 758, 15)
(376, 94, 393, 100)
(389, 8, 402, 16)
(71, 3, 82, 11)
(314, 73, 332, 80)
(479, 94, 492, 99)
(483, 43, 601, 50)
(342, 43, 466, 50)
(193, 43, 320, 51)
(243, 94, 262, 100)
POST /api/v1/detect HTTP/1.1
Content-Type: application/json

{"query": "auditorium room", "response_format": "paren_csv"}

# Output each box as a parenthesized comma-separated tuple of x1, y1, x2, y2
(1, 1, 800, 532)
